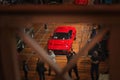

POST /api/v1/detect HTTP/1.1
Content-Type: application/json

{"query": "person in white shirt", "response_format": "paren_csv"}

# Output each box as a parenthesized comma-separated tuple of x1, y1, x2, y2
(48, 50, 56, 75)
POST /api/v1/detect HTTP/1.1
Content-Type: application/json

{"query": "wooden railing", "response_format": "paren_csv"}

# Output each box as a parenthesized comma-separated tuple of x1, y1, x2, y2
(0, 4, 120, 80)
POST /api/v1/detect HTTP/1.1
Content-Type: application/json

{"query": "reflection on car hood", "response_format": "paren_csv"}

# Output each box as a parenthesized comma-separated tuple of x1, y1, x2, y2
(48, 39, 72, 50)
(49, 39, 70, 44)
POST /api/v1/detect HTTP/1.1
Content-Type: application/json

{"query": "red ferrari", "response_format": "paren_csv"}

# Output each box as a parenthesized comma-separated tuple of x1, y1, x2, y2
(74, 0, 88, 5)
(47, 26, 76, 55)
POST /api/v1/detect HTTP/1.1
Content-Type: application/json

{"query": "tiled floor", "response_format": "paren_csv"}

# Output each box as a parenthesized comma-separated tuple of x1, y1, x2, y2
(18, 23, 109, 80)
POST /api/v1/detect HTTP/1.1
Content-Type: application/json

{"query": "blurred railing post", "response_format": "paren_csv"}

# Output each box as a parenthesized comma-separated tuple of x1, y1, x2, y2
(0, 27, 21, 80)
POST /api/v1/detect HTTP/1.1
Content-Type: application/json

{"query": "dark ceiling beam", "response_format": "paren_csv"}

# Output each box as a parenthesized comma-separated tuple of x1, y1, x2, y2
(0, 5, 120, 28)
(0, 4, 120, 14)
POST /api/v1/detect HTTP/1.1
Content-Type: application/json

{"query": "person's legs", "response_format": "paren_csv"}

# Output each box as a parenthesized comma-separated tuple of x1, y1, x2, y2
(91, 66, 95, 80)
(48, 66, 51, 75)
(73, 66, 80, 80)
(39, 72, 42, 80)
(95, 66, 99, 80)
(25, 71, 28, 80)
(42, 72, 45, 80)
(68, 68, 72, 78)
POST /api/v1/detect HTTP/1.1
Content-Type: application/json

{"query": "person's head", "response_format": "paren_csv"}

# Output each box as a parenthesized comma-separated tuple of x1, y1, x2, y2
(37, 58, 42, 62)
(93, 24, 98, 29)
(48, 50, 53, 55)
(49, 50, 52, 52)
(67, 49, 74, 56)
(93, 51, 99, 57)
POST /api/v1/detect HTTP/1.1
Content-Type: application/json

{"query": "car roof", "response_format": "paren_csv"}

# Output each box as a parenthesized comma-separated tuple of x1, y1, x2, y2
(54, 26, 76, 33)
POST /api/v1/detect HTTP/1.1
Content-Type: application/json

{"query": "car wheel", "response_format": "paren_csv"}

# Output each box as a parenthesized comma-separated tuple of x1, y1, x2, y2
(74, 37, 76, 40)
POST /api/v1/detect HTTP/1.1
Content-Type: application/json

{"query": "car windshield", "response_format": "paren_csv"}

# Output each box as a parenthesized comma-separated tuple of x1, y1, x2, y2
(52, 32, 70, 39)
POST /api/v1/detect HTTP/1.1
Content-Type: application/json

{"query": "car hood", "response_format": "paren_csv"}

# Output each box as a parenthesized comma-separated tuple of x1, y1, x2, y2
(48, 39, 72, 50)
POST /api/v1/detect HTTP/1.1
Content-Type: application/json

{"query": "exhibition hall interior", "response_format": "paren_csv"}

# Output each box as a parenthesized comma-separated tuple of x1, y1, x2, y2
(0, 0, 120, 80)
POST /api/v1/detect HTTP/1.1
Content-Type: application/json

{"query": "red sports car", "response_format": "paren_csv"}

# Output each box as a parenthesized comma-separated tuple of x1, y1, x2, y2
(47, 26, 76, 55)
(74, 0, 88, 5)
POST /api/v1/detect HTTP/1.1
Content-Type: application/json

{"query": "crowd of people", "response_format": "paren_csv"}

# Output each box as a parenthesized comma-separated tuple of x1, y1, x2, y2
(23, 49, 80, 80)
(88, 24, 109, 80)
(22, 48, 108, 80)
(22, 25, 109, 80)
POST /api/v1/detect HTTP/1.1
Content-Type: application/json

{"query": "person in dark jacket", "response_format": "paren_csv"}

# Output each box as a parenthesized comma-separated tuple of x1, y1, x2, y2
(66, 49, 80, 80)
(90, 50, 100, 80)
(23, 60, 29, 80)
(36, 58, 46, 80)
(90, 25, 98, 39)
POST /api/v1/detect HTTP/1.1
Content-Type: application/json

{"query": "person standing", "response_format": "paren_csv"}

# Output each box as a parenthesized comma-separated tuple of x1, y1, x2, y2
(90, 25, 97, 39)
(36, 58, 46, 80)
(48, 50, 56, 75)
(23, 60, 29, 80)
(66, 49, 80, 80)
(90, 51, 100, 80)
(44, 24, 48, 31)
